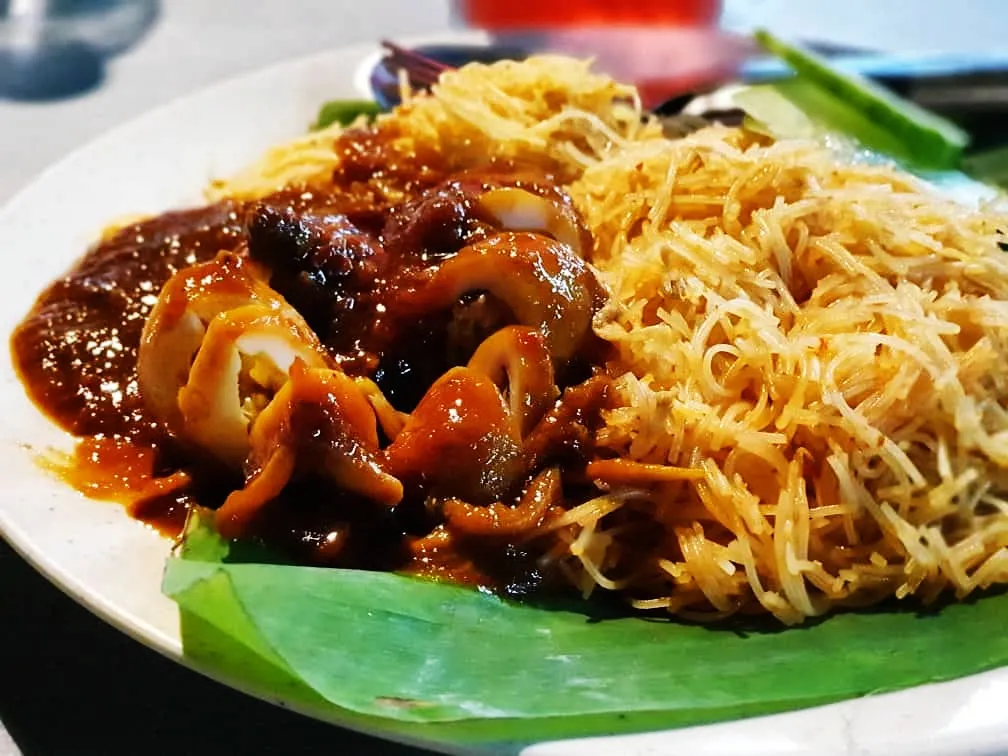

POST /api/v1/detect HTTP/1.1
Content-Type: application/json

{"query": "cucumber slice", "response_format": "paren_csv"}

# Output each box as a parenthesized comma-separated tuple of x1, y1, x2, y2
(735, 79, 920, 166)
(753, 29, 969, 170)
(962, 144, 1008, 189)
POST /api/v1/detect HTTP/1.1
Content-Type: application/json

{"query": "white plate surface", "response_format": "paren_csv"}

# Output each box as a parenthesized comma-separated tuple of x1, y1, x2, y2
(0, 35, 1006, 756)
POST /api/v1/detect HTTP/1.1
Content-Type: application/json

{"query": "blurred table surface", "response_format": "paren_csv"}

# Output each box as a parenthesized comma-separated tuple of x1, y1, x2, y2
(3, 1, 1008, 754)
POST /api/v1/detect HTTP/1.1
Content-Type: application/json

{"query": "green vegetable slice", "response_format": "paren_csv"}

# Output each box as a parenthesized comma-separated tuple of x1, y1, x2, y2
(312, 99, 382, 131)
(164, 512, 1008, 743)
(731, 83, 1000, 205)
(734, 80, 911, 161)
(962, 144, 1008, 189)
(752, 29, 969, 170)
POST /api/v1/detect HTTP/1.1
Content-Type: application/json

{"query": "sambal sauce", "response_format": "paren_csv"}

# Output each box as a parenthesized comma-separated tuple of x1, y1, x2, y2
(10, 124, 613, 600)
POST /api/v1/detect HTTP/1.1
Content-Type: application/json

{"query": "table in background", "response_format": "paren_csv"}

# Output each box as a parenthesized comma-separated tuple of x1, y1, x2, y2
(3, 1, 1008, 754)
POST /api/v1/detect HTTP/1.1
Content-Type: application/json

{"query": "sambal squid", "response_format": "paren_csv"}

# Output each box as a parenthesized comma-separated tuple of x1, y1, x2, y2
(13, 54, 1008, 624)
(135, 182, 607, 548)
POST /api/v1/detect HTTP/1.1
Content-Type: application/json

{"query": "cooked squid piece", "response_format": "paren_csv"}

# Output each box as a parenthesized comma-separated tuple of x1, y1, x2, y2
(467, 325, 558, 438)
(476, 187, 590, 256)
(522, 374, 611, 470)
(381, 180, 489, 259)
(398, 231, 606, 363)
(443, 466, 563, 538)
(353, 376, 410, 441)
(385, 366, 524, 505)
(216, 361, 402, 538)
(246, 203, 386, 331)
(381, 180, 588, 259)
(137, 252, 328, 467)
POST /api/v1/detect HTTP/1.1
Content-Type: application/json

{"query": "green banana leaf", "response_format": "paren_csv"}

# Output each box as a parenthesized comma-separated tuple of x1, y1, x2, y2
(312, 99, 382, 130)
(163, 511, 1008, 746)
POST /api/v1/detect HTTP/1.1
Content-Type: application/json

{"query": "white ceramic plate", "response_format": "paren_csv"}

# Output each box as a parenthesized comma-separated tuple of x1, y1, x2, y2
(1, 35, 1007, 756)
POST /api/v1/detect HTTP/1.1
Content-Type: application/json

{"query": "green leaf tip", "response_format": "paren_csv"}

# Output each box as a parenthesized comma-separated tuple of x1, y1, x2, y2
(312, 99, 382, 131)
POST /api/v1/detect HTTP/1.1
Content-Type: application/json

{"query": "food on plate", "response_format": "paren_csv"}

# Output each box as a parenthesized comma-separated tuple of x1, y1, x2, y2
(11, 54, 1008, 624)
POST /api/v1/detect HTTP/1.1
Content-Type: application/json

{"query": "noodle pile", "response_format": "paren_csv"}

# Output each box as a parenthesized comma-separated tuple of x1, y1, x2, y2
(211, 56, 658, 200)
(213, 55, 1008, 623)
(575, 132, 1008, 623)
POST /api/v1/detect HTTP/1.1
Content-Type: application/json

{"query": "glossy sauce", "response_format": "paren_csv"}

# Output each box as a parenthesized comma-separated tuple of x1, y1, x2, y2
(10, 125, 611, 598)
(12, 202, 245, 443)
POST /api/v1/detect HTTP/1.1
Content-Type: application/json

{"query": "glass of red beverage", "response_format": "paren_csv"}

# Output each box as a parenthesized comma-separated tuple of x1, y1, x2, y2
(454, 0, 722, 31)
(451, 0, 739, 109)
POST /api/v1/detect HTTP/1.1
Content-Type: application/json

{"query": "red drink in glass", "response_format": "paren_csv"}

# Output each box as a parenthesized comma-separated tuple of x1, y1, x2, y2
(455, 0, 722, 30)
